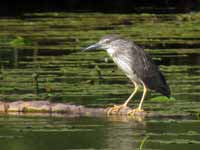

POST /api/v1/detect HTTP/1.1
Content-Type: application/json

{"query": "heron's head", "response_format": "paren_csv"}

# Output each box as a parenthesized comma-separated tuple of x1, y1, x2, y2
(83, 34, 121, 51)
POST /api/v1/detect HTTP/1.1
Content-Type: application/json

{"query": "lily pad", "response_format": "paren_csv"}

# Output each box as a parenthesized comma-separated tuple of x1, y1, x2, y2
(149, 96, 176, 102)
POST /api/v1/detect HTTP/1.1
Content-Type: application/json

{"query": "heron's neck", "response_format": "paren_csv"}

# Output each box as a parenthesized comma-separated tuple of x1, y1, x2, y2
(106, 47, 116, 57)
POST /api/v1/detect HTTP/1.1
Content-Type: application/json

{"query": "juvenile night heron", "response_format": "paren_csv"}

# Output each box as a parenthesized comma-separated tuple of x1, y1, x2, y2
(83, 35, 170, 115)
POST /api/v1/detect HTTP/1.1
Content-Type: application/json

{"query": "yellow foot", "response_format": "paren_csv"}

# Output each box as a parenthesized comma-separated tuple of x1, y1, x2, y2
(127, 108, 144, 116)
(107, 104, 128, 115)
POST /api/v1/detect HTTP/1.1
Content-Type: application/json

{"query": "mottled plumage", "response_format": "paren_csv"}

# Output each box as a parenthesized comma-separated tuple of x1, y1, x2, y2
(100, 35, 170, 97)
(83, 34, 171, 114)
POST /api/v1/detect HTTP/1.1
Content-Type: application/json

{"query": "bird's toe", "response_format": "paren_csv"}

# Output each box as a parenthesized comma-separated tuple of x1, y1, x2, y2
(107, 105, 128, 115)
(127, 108, 144, 116)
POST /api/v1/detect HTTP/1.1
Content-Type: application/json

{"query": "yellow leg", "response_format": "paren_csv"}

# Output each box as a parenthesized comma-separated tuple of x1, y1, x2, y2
(107, 81, 138, 115)
(123, 81, 139, 106)
(128, 81, 147, 116)
(138, 81, 147, 110)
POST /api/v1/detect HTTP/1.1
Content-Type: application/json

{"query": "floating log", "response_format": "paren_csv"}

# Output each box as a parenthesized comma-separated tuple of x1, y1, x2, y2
(0, 101, 192, 119)
(0, 101, 147, 117)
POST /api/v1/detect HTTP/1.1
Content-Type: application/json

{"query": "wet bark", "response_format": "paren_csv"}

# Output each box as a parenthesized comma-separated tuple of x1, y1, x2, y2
(0, 101, 192, 119)
(0, 101, 147, 117)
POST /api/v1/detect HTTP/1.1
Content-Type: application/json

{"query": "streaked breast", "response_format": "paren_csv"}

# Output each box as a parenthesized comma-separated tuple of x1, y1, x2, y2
(112, 54, 139, 82)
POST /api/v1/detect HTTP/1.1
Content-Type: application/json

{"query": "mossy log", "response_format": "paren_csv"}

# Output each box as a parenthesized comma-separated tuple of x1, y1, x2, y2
(0, 101, 148, 117)
(0, 101, 191, 119)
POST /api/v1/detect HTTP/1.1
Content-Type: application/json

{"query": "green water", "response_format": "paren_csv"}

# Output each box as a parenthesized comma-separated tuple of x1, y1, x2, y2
(0, 12, 200, 149)
(0, 115, 200, 150)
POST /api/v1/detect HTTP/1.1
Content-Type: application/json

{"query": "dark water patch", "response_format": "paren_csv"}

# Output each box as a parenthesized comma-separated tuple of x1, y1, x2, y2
(94, 26, 116, 30)
(161, 53, 200, 66)
(142, 42, 200, 49)
(148, 37, 200, 40)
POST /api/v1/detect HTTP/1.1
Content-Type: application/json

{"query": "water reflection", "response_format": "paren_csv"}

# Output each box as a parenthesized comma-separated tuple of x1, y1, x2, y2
(0, 114, 200, 150)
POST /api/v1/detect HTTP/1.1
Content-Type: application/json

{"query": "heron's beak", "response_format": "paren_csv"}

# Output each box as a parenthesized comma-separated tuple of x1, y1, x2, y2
(82, 43, 101, 51)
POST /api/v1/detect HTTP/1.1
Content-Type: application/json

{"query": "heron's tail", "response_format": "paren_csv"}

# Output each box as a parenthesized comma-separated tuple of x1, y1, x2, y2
(156, 85, 171, 98)
(156, 72, 171, 97)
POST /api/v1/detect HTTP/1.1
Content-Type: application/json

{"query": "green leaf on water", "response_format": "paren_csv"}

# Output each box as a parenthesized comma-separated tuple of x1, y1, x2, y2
(149, 96, 176, 102)
(9, 36, 32, 47)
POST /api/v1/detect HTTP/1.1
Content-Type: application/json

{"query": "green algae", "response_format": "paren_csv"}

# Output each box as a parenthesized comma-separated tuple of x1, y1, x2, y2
(0, 12, 199, 118)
